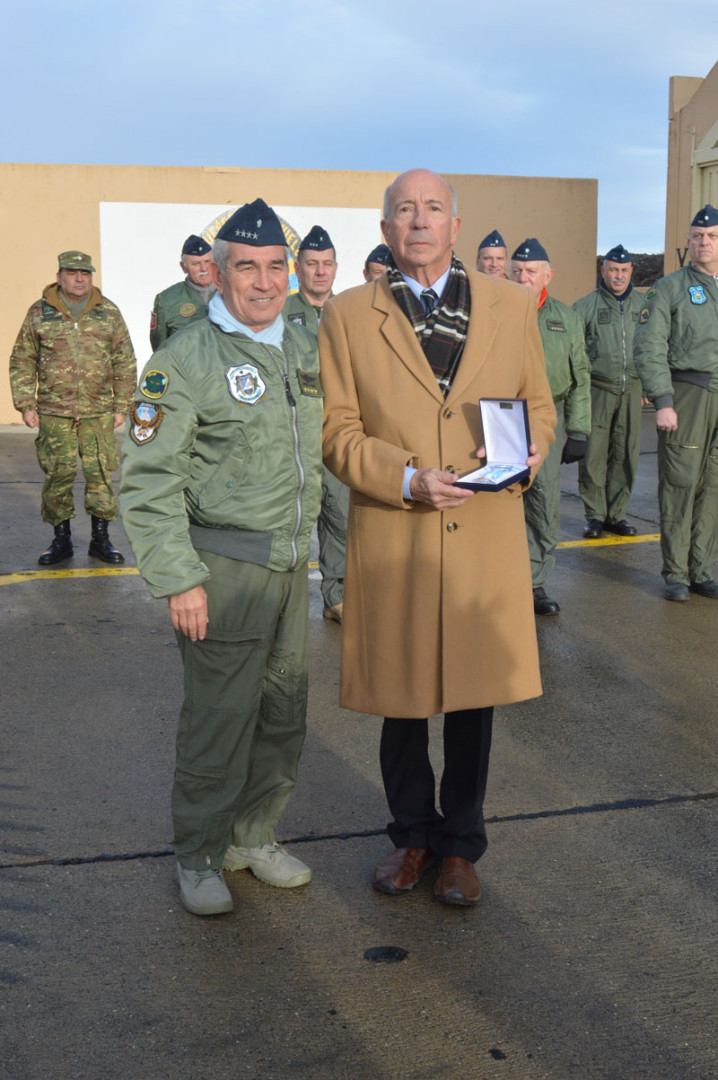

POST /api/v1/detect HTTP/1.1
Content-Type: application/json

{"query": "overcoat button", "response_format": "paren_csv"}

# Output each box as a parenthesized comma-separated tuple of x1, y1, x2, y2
(446, 522, 458, 532)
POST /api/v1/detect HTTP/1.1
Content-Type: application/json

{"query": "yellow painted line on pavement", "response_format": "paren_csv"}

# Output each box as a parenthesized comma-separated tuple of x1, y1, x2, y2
(558, 532, 661, 550)
(0, 560, 321, 587)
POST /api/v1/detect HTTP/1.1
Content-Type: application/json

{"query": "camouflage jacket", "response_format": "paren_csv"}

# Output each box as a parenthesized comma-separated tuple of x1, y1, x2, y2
(9, 284, 137, 418)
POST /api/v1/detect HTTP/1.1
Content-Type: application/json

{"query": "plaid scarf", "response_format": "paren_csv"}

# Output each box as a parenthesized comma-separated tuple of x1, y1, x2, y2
(387, 254, 471, 396)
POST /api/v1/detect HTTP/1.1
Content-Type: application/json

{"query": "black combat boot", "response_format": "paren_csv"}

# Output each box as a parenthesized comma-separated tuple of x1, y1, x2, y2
(38, 521, 73, 566)
(88, 516, 125, 564)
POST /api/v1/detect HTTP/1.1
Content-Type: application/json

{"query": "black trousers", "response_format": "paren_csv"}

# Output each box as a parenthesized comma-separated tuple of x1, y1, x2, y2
(379, 708, 494, 863)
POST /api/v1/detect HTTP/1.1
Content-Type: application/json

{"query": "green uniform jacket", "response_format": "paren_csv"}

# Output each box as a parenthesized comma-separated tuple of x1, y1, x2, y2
(632, 266, 718, 406)
(538, 295, 591, 436)
(572, 284, 644, 393)
(149, 279, 215, 351)
(284, 290, 326, 333)
(9, 284, 136, 418)
(120, 318, 323, 598)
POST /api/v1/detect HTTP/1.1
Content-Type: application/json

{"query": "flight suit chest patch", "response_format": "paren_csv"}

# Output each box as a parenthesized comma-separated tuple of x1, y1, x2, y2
(180, 303, 197, 317)
(226, 364, 266, 405)
(296, 370, 322, 397)
(287, 312, 306, 327)
(689, 286, 707, 305)
(546, 320, 566, 332)
(598, 309, 611, 324)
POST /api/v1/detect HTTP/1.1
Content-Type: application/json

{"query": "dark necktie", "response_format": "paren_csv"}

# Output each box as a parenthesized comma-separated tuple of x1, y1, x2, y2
(420, 288, 438, 315)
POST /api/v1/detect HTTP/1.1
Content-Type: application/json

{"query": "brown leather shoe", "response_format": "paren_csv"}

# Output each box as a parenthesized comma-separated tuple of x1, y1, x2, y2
(373, 847, 434, 894)
(434, 856, 481, 906)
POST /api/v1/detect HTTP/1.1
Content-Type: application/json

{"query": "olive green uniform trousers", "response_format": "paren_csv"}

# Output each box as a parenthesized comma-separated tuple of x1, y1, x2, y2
(173, 550, 309, 870)
(317, 465, 349, 608)
(579, 379, 643, 524)
(35, 414, 119, 524)
(523, 403, 563, 588)
(658, 382, 718, 586)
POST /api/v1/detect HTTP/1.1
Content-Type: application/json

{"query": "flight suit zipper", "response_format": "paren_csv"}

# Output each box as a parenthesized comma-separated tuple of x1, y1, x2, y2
(261, 342, 305, 569)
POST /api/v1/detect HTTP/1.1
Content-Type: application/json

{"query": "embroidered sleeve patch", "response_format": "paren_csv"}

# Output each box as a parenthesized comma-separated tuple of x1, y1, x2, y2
(140, 370, 169, 399)
(129, 401, 163, 445)
(296, 370, 323, 397)
(150, 311, 157, 330)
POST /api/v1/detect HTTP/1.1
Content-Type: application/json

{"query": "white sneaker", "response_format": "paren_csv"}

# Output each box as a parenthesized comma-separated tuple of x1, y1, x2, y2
(176, 861, 234, 915)
(222, 842, 311, 888)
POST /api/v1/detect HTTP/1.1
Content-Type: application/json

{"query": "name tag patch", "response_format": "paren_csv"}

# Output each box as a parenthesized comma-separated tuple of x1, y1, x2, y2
(226, 364, 266, 405)
(129, 401, 163, 445)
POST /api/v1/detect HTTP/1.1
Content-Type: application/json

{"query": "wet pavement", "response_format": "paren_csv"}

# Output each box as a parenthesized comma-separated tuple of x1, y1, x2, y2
(1, 417, 716, 1080)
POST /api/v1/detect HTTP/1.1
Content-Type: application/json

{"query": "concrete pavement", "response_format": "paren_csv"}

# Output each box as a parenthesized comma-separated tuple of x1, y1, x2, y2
(1, 418, 716, 1080)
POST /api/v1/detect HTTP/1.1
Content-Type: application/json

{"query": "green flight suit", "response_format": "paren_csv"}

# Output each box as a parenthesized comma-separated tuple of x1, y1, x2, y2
(150, 279, 214, 351)
(120, 315, 323, 869)
(573, 283, 645, 524)
(523, 295, 591, 587)
(284, 289, 350, 610)
(633, 266, 718, 585)
(9, 283, 136, 523)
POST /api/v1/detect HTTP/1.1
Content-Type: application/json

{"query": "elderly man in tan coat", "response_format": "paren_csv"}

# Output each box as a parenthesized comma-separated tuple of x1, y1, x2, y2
(319, 169, 555, 907)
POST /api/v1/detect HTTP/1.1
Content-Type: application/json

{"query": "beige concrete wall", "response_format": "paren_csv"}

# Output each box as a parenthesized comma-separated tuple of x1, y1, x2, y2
(1, 162, 596, 424)
(665, 61, 718, 274)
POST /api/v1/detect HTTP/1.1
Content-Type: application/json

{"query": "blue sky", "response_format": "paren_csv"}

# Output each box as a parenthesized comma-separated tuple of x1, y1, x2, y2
(4, 0, 718, 253)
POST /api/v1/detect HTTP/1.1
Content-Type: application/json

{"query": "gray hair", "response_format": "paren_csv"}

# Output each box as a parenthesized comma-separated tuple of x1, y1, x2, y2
(212, 238, 289, 274)
(382, 172, 458, 219)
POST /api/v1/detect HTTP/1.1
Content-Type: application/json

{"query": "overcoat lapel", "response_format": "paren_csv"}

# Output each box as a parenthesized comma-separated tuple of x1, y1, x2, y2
(445, 272, 501, 403)
(372, 278, 445, 404)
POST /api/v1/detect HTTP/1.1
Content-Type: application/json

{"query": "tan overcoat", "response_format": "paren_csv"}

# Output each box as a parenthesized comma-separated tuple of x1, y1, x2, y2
(319, 268, 556, 718)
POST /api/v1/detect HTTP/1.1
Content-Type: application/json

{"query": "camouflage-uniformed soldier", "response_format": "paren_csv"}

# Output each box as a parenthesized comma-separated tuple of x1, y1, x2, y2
(9, 250, 136, 565)
(633, 204, 718, 602)
(149, 234, 215, 350)
(476, 229, 509, 279)
(511, 238, 591, 616)
(285, 226, 349, 623)
(363, 243, 391, 281)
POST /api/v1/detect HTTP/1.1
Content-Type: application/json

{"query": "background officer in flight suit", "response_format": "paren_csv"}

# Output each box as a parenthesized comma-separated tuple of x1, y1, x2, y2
(150, 234, 215, 350)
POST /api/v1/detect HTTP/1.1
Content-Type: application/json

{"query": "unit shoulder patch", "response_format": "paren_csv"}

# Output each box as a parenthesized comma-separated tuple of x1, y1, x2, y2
(140, 369, 169, 399)
(129, 401, 163, 445)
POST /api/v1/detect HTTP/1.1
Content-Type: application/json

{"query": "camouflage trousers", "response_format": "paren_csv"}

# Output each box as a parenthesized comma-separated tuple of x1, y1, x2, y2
(35, 414, 119, 525)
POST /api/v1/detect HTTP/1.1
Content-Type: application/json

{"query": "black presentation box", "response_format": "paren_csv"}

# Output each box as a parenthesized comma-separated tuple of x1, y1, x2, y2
(455, 398, 531, 492)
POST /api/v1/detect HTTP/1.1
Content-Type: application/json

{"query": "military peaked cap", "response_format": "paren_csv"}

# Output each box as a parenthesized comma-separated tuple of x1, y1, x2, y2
(58, 250, 95, 272)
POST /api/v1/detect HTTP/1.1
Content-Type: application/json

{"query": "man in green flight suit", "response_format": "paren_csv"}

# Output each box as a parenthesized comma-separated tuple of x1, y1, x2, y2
(511, 238, 591, 616)
(285, 225, 349, 623)
(573, 244, 646, 539)
(149, 234, 215, 350)
(633, 204, 718, 602)
(120, 199, 323, 917)
(9, 250, 136, 565)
